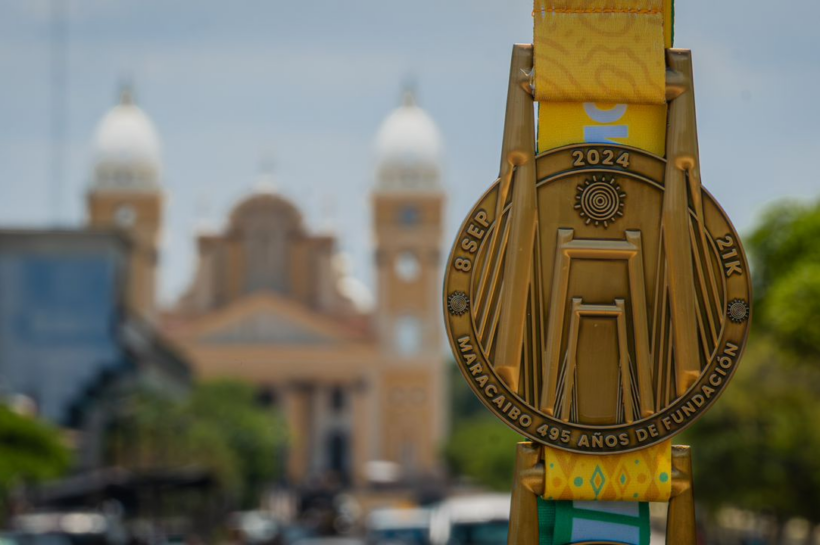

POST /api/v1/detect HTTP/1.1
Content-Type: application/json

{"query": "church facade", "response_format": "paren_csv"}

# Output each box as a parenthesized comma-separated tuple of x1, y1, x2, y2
(86, 89, 448, 488)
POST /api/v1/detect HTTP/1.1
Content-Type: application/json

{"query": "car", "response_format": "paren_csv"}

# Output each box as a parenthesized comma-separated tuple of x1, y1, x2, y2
(365, 507, 431, 544)
(0, 534, 73, 545)
(228, 511, 280, 544)
(429, 495, 510, 545)
(8, 512, 125, 545)
(293, 537, 365, 545)
(275, 525, 317, 545)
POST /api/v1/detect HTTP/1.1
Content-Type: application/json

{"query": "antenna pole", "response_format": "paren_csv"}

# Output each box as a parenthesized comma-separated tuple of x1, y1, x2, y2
(49, 0, 68, 225)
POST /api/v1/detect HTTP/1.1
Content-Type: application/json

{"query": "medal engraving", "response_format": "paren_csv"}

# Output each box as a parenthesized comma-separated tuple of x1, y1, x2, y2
(444, 143, 751, 453)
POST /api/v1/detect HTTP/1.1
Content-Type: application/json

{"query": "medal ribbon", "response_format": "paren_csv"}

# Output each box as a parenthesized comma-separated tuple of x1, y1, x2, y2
(532, 1, 675, 543)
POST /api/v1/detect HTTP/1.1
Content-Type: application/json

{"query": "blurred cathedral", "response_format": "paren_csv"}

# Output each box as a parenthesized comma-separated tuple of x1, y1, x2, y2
(85, 88, 448, 488)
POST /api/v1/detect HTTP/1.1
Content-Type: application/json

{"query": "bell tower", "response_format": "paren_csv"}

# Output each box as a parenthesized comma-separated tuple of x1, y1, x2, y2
(372, 90, 445, 358)
(373, 193, 444, 357)
(87, 86, 163, 320)
(371, 89, 446, 477)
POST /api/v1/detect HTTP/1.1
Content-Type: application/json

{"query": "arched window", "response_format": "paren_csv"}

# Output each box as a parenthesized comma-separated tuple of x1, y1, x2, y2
(395, 315, 421, 355)
(395, 251, 420, 282)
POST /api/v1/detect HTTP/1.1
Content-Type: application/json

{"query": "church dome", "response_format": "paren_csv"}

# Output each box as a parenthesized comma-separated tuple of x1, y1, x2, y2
(374, 90, 442, 192)
(228, 190, 304, 237)
(91, 87, 162, 191)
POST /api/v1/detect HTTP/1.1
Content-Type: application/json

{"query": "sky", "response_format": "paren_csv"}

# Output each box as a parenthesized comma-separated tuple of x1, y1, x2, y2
(1, 0, 819, 305)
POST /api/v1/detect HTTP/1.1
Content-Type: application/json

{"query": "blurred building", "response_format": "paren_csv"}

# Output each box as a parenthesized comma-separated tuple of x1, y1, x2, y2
(0, 230, 190, 446)
(1, 83, 447, 497)
(160, 90, 448, 489)
(0, 89, 192, 467)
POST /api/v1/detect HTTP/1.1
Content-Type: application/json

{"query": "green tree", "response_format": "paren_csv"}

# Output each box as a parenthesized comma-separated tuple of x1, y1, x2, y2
(762, 262, 820, 358)
(447, 359, 486, 427)
(747, 198, 820, 359)
(116, 388, 241, 495)
(445, 360, 522, 491)
(684, 339, 820, 522)
(444, 415, 522, 491)
(747, 200, 820, 308)
(113, 380, 285, 508)
(684, 196, 820, 537)
(188, 381, 286, 507)
(0, 406, 70, 518)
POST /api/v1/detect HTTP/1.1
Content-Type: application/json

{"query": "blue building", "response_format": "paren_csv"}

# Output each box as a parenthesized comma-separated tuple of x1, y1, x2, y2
(0, 88, 191, 473)
(0, 229, 191, 469)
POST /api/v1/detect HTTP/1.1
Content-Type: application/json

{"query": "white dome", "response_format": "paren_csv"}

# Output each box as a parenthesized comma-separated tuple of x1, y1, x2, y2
(333, 253, 375, 313)
(91, 88, 162, 191)
(375, 91, 442, 192)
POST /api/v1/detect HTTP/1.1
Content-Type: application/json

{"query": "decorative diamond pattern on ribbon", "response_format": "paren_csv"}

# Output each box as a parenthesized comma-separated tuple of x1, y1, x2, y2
(542, 441, 672, 502)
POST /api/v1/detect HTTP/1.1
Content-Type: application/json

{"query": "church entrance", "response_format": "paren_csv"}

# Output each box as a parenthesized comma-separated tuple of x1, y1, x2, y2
(327, 431, 350, 485)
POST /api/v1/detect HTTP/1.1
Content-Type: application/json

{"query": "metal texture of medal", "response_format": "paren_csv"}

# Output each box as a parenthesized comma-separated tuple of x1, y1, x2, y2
(444, 142, 752, 454)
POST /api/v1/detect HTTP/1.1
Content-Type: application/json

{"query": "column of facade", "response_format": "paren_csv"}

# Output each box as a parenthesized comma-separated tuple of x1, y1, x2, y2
(283, 384, 312, 485)
(309, 384, 329, 477)
(350, 378, 371, 487)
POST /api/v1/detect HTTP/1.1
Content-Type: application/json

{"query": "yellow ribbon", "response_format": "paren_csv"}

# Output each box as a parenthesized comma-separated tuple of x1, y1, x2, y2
(533, 0, 675, 503)
(533, 0, 667, 105)
(534, 0, 673, 156)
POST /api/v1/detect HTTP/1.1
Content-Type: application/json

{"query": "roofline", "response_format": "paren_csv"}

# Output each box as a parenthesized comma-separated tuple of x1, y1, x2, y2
(0, 227, 133, 248)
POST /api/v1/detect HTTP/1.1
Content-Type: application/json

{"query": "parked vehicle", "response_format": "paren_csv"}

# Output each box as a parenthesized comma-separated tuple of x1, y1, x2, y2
(7, 512, 126, 545)
(274, 525, 318, 545)
(228, 511, 280, 544)
(294, 537, 365, 545)
(429, 495, 510, 545)
(365, 508, 430, 545)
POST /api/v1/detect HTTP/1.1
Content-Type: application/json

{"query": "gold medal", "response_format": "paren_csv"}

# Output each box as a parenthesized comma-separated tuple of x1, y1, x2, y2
(444, 139, 751, 453)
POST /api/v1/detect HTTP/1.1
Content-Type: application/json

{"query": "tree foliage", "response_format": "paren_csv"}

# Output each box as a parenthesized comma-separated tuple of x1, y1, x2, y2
(762, 263, 820, 358)
(747, 200, 820, 307)
(447, 359, 487, 427)
(116, 388, 241, 495)
(188, 381, 286, 506)
(684, 339, 820, 521)
(444, 360, 521, 491)
(444, 414, 522, 491)
(748, 198, 820, 359)
(684, 197, 820, 523)
(112, 380, 286, 508)
(0, 406, 70, 489)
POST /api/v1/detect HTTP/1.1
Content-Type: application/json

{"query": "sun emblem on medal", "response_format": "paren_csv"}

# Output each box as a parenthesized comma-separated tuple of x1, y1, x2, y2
(447, 291, 470, 316)
(575, 175, 626, 228)
(727, 299, 750, 324)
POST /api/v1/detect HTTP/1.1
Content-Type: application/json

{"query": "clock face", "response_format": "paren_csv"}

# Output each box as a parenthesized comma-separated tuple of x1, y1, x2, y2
(395, 251, 420, 281)
(399, 205, 420, 226)
(114, 204, 137, 227)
